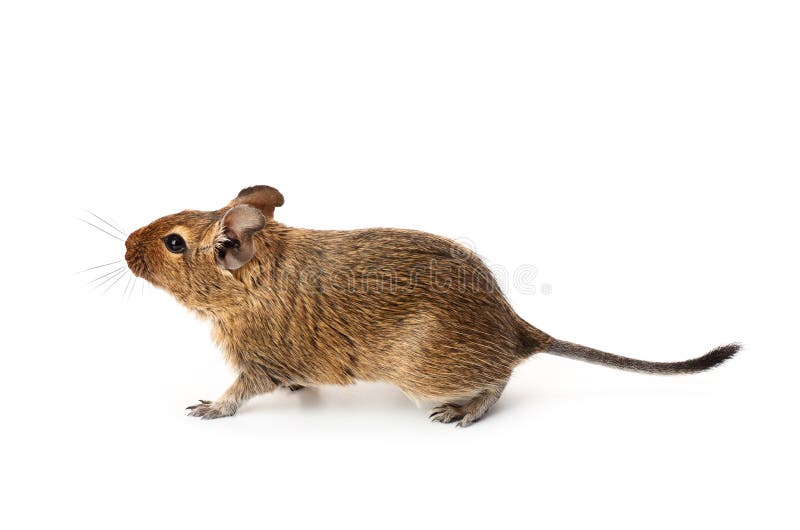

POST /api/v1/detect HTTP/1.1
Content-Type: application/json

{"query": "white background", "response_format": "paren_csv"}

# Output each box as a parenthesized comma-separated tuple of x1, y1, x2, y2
(1, 1, 798, 529)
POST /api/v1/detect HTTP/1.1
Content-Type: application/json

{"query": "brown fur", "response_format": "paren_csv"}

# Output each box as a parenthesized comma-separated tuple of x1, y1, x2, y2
(126, 185, 738, 427)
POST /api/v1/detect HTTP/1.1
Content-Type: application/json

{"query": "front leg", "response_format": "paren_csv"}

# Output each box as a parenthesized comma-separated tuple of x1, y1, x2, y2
(187, 371, 277, 420)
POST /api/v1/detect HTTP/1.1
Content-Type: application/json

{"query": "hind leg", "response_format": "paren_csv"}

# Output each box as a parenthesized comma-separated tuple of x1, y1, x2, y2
(429, 382, 507, 428)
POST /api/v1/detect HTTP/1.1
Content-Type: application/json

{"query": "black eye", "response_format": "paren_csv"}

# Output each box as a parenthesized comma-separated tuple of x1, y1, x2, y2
(163, 233, 186, 254)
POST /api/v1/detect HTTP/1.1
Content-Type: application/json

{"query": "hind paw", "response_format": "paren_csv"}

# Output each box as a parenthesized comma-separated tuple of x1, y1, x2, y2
(429, 403, 464, 424)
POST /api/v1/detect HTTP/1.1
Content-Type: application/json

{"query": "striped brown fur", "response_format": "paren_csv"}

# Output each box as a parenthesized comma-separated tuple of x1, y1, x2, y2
(125, 185, 738, 427)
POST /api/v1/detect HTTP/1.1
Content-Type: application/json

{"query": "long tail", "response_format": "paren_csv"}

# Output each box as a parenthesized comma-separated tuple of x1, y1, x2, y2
(545, 338, 740, 374)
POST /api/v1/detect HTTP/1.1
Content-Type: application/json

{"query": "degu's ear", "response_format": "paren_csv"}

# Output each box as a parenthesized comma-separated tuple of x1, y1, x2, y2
(230, 185, 284, 219)
(216, 204, 266, 270)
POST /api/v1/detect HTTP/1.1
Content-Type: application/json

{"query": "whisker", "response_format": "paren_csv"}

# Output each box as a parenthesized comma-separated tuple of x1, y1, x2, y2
(94, 269, 126, 289)
(141, 280, 145, 296)
(75, 217, 126, 242)
(76, 260, 123, 274)
(88, 266, 125, 284)
(107, 215, 127, 233)
(86, 210, 127, 236)
(128, 278, 138, 300)
(122, 274, 134, 298)
(103, 270, 128, 293)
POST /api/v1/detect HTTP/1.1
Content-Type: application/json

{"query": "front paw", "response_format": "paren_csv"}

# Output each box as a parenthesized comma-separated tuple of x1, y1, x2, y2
(186, 399, 235, 420)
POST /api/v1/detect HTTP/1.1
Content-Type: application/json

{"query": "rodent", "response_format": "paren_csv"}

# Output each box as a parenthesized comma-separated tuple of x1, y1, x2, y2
(125, 185, 740, 427)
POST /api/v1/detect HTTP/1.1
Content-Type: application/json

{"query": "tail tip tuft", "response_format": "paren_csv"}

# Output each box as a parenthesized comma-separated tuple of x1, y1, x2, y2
(703, 342, 741, 370)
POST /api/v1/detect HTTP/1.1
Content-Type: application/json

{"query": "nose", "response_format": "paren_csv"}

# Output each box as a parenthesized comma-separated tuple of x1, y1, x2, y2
(125, 246, 134, 265)
(125, 234, 135, 262)
(125, 232, 146, 277)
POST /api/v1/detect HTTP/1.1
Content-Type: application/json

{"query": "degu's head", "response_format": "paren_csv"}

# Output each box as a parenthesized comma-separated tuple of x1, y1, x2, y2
(124, 185, 283, 306)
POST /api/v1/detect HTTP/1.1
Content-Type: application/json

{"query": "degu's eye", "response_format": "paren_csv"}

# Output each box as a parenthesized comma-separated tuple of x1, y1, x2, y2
(163, 233, 186, 254)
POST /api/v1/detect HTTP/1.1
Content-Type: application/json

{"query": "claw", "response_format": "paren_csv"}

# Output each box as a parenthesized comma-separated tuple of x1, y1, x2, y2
(187, 399, 211, 410)
(429, 404, 465, 424)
